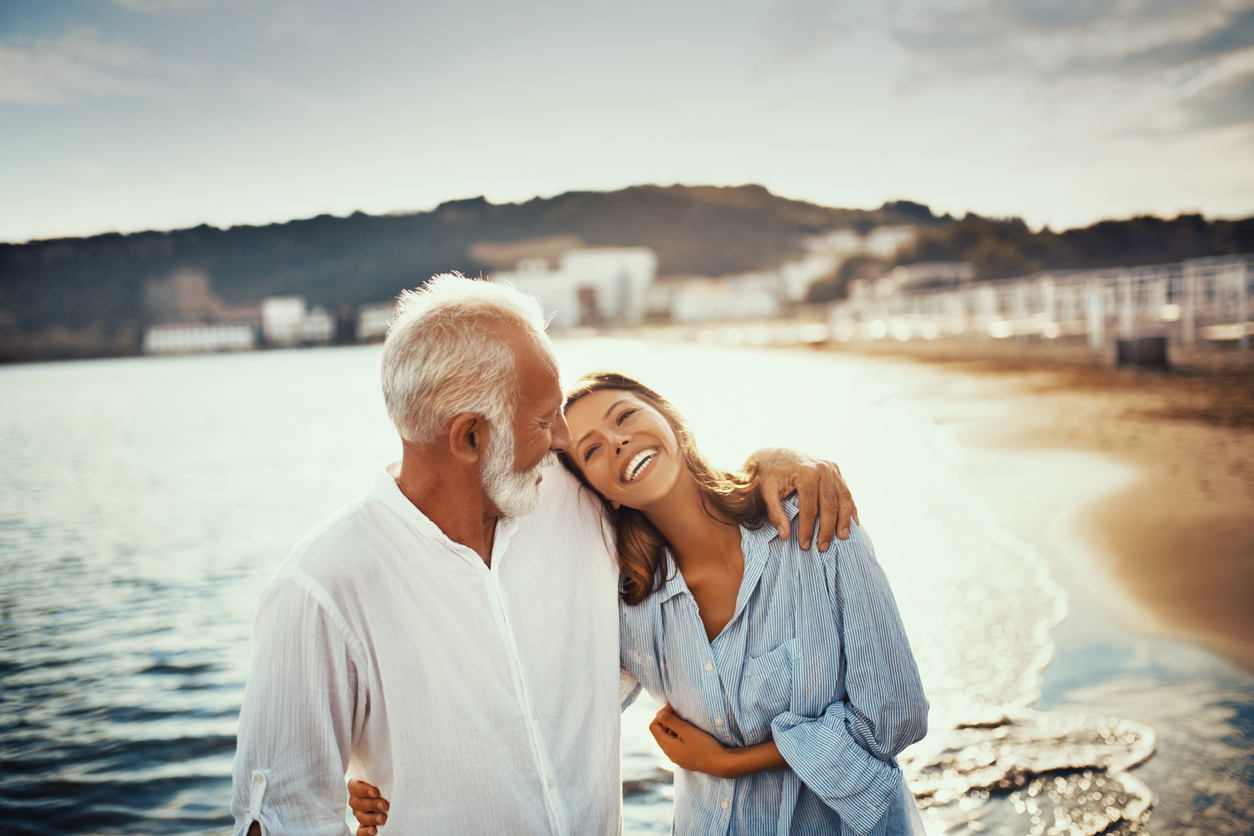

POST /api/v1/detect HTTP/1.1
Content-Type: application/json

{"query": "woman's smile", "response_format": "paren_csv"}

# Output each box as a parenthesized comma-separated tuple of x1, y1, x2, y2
(623, 447, 659, 483)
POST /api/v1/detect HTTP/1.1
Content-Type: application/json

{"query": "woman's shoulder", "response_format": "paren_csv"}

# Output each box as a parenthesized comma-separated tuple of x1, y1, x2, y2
(619, 551, 683, 612)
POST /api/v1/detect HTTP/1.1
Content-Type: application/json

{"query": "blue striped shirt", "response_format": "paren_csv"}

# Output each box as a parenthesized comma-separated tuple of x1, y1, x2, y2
(619, 498, 928, 836)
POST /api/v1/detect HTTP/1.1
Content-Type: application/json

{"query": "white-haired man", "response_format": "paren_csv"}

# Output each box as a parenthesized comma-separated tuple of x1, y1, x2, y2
(231, 275, 855, 835)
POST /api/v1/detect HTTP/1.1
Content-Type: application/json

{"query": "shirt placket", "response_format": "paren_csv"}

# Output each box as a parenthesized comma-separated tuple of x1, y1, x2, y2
(683, 594, 737, 834)
(481, 555, 568, 836)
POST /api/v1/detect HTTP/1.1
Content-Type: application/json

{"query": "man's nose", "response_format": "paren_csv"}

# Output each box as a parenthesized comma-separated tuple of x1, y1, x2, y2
(549, 411, 572, 452)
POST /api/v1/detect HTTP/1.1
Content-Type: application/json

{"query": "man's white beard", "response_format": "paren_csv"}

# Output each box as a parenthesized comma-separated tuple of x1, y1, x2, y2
(480, 431, 545, 518)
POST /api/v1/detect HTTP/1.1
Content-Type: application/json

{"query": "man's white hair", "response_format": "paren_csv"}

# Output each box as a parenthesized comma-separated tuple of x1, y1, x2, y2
(381, 274, 550, 445)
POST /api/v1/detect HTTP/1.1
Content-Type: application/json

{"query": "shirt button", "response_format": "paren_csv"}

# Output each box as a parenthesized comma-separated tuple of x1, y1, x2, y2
(721, 800, 730, 810)
(253, 773, 264, 784)
(714, 718, 723, 726)
(704, 662, 714, 672)
(532, 709, 539, 720)
(548, 778, 555, 789)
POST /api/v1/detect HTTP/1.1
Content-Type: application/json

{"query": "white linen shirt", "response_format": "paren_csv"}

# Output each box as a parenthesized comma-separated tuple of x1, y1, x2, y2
(230, 463, 622, 836)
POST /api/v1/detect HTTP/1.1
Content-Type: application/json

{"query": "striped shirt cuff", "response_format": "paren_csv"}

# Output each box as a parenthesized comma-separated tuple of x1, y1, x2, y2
(771, 709, 904, 835)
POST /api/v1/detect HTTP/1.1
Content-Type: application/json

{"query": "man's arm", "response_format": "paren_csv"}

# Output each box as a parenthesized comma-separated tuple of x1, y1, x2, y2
(231, 575, 366, 836)
(747, 448, 858, 551)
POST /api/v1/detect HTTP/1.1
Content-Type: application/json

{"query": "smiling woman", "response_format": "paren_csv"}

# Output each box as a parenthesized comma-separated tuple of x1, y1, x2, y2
(554, 369, 930, 836)
(558, 372, 768, 606)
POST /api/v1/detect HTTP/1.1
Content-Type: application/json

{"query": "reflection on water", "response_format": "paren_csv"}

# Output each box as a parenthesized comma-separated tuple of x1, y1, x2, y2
(0, 340, 1249, 835)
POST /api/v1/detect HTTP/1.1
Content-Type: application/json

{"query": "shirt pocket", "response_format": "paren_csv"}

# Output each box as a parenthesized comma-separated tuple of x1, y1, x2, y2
(738, 637, 798, 735)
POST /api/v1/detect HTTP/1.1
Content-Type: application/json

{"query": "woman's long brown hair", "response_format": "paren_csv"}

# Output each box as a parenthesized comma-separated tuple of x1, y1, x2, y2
(557, 371, 767, 605)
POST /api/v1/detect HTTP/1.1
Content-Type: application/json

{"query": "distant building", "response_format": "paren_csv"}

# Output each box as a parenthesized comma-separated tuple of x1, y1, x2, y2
(493, 248, 657, 328)
(302, 306, 335, 343)
(261, 297, 334, 346)
(358, 303, 395, 342)
(777, 227, 921, 302)
(864, 226, 917, 259)
(143, 323, 256, 355)
(671, 275, 780, 323)
(262, 298, 308, 346)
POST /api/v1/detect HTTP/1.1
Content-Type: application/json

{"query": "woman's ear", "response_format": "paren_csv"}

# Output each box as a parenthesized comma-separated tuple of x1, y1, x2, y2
(611, 500, 621, 510)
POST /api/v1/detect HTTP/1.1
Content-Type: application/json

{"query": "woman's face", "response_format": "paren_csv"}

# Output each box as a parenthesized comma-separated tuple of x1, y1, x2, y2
(564, 388, 684, 511)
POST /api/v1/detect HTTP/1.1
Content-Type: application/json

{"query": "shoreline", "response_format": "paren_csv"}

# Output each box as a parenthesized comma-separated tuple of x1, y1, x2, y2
(827, 342, 1254, 674)
(821, 343, 1254, 835)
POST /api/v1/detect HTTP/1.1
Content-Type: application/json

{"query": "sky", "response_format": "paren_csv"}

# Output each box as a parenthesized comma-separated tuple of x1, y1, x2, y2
(1, 0, 1253, 243)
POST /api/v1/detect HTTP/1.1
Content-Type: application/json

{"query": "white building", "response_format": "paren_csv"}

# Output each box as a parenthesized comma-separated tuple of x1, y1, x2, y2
(492, 247, 657, 328)
(261, 297, 334, 346)
(671, 275, 780, 323)
(143, 323, 256, 355)
(864, 226, 917, 259)
(358, 303, 396, 341)
(302, 306, 335, 343)
(262, 297, 307, 346)
(776, 227, 921, 302)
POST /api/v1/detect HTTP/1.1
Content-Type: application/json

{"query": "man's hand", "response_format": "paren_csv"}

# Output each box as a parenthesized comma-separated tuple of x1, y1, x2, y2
(347, 779, 389, 836)
(751, 449, 858, 551)
(649, 706, 734, 778)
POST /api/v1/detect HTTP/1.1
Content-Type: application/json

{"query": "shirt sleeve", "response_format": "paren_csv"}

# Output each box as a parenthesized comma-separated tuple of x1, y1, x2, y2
(230, 572, 369, 836)
(620, 666, 643, 712)
(770, 523, 929, 835)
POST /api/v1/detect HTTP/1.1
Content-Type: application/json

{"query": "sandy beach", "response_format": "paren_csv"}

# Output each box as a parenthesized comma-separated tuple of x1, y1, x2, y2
(842, 344, 1254, 674)
(812, 342, 1254, 836)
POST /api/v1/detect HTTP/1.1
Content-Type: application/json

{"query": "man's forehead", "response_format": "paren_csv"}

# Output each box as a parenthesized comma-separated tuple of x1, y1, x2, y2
(512, 336, 561, 407)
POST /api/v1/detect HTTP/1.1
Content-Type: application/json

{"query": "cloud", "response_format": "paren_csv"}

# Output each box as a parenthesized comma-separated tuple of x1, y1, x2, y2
(1184, 68, 1254, 128)
(0, 27, 194, 104)
(763, 0, 1254, 128)
(888, 0, 1254, 78)
(108, 0, 198, 13)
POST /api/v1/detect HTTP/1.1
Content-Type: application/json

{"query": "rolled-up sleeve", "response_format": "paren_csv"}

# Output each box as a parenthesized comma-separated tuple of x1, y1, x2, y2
(620, 667, 643, 712)
(231, 571, 368, 836)
(771, 523, 928, 834)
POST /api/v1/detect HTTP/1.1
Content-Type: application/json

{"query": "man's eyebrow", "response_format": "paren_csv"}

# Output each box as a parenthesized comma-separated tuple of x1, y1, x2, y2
(574, 398, 629, 449)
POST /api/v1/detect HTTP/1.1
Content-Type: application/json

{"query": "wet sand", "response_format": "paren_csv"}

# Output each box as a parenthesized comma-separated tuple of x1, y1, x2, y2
(819, 342, 1254, 836)
(840, 343, 1254, 673)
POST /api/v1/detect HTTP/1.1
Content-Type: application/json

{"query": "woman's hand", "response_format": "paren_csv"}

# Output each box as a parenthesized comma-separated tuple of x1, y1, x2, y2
(347, 779, 389, 836)
(650, 705, 736, 778)
(650, 705, 790, 780)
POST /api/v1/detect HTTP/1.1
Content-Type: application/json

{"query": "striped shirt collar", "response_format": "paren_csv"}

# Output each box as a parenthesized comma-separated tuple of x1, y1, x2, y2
(654, 494, 799, 605)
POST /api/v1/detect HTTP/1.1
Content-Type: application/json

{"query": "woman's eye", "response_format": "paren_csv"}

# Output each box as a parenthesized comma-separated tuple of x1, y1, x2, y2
(583, 444, 599, 463)
(616, 409, 635, 425)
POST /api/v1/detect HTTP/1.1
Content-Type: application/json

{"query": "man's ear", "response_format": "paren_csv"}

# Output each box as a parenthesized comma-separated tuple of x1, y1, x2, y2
(448, 413, 486, 465)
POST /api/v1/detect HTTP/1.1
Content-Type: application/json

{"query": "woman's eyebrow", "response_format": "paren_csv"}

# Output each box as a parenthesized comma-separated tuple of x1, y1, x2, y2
(574, 398, 630, 449)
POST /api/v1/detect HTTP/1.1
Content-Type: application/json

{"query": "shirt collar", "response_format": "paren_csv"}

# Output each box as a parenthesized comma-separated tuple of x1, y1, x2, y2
(374, 462, 520, 569)
(656, 551, 690, 604)
(654, 493, 799, 604)
(743, 492, 799, 548)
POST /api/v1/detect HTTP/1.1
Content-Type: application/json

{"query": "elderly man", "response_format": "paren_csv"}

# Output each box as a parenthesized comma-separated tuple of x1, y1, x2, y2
(231, 275, 854, 835)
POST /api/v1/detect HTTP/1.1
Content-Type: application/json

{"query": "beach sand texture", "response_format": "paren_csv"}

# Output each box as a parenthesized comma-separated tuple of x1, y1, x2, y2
(884, 347, 1254, 672)
(829, 344, 1254, 836)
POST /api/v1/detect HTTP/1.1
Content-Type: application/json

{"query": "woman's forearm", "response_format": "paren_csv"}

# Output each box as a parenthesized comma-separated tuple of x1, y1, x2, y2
(715, 739, 789, 779)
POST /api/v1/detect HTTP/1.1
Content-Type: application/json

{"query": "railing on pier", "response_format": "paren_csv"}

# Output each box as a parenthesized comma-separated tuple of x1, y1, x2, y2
(828, 255, 1253, 352)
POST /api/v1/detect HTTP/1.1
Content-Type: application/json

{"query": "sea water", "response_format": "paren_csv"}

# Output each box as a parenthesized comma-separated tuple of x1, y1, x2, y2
(0, 339, 1231, 834)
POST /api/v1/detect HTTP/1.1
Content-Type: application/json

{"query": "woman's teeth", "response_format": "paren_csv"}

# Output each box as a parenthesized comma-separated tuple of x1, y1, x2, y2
(625, 449, 656, 482)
